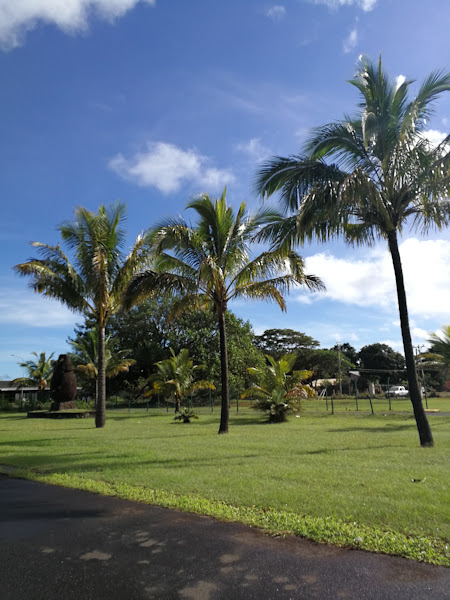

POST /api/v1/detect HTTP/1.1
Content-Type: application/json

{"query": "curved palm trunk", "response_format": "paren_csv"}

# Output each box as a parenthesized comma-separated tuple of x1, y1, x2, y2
(217, 310, 229, 434)
(387, 231, 433, 447)
(96, 325, 106, 428)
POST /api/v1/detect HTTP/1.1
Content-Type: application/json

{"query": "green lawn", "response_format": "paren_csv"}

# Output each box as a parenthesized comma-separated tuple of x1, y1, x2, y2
(1, 409, 449, 565)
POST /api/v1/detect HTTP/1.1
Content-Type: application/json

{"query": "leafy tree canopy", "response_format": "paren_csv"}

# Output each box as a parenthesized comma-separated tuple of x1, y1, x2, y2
(358, 343, 405, 383)
(300, 348, 353, 382)
(331, 343, 358, 365)
(92, 296, 266, 398)
(254, 328, 319, 359)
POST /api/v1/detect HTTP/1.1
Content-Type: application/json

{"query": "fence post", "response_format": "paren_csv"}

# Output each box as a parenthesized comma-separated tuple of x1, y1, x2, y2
(387, 376, 391, 410)
(355, 380, 358, 411)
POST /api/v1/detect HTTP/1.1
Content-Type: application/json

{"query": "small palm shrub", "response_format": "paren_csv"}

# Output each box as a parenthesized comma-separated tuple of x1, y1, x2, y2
(242, 354, 314, 423)
(173, 407, 199, 423)
(253, 386, 301, 423)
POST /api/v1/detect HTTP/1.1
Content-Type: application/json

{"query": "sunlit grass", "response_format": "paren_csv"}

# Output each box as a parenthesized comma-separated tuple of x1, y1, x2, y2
(1, 409, 448, 564)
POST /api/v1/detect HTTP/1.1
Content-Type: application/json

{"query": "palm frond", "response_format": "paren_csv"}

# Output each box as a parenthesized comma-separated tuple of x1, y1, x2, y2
(402, 70, 450, 136)
(123, 270, 196, 310)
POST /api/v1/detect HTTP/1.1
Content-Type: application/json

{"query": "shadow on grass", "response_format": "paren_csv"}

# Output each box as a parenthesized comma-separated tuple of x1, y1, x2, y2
(2, 450, 260, 475)
(303, 444, 404, 455)
(0, 438, 82, 447)
(227, 416, 266, 426)
(326, 423, 413, 434)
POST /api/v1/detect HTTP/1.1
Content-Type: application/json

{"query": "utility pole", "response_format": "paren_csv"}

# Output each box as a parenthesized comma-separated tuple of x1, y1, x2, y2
(337, 343, 342, 396)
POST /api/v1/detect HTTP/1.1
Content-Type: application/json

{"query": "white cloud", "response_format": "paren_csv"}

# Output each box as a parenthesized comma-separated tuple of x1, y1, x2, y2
(0, 0, 155, 49)
(411, 327, 428, 341)
(379, 339, 404, 352)
(312, 0, 377, 12)
(235, 138, 272, 164)
(0, 290, 80, 328)
(265, 5, 286, 20)
(395, 74, 406, 90)
(109, 142, 235, 194)
(296, 238, 450, 320)
(343, 26, 358, 53)
(423, 129, 447, 148)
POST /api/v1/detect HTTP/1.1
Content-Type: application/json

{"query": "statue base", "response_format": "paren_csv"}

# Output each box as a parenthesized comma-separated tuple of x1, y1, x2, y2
(50, 401, 77, 411)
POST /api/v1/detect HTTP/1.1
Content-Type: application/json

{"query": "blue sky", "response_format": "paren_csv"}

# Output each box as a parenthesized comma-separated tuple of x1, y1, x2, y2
(1, 0, 449, 378)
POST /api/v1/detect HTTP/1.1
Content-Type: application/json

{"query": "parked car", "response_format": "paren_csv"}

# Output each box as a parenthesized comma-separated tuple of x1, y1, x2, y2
(385, 385, 409, 398)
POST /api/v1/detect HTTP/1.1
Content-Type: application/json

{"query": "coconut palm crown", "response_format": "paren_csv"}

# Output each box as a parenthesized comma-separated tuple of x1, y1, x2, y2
(13, 203, 151, 428)
(69, 329, 135, 403)
(124, 189, 324, 434)
(242, 353, 314, 423)
(417, 325, 450, 381)
(255, 57, 450, 446)
(148, 348, 215, 413)
(12, 351, 55, 408)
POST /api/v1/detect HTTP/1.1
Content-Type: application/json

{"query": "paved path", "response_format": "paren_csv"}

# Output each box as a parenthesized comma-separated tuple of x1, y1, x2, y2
(0, 476, 448, 600)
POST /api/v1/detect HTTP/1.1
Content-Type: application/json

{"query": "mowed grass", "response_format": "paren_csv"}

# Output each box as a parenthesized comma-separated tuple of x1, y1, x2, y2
(1, 408, 449, 564)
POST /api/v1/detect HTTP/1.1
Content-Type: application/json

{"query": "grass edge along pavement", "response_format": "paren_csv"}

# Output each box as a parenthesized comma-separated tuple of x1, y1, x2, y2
(2, 466, 448, 567)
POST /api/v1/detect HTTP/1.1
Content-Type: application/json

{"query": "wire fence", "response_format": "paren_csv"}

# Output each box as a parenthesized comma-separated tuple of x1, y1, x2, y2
(101, 393, 436, 416)
(2, 389, 445, 415)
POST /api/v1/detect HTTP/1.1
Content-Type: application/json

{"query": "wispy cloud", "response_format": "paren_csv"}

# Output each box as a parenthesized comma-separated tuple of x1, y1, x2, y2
(343, 26, 358, 53)
(0, 290, 80, 328)
(109, 142, 235, 194)
(312, 0, 377, 11)
(0, 0, 156, 50)
(265, 5, 286, 20)
(202, 72, 312, 135)
(296, 238, 450, 320)
(235, 138, 272, 164)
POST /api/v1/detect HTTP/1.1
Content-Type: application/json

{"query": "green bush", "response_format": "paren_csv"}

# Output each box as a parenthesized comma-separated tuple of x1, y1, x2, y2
(173, 407, 199, 423)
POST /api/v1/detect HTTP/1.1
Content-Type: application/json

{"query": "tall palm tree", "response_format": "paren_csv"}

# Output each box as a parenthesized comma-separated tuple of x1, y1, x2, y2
(69, 329, 135, 405)
(12, 351, 54, 407)
(14, 203, 151, 428)
(124, 189, 323, 434)
(255, 57, 450, 447)
(149, 348, 214, 413)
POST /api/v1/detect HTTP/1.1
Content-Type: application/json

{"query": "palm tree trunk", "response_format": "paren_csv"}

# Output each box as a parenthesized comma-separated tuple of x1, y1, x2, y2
(96, 325, 106, 428)
(217, 310, 229, 434)
(387, 231, 433, 447)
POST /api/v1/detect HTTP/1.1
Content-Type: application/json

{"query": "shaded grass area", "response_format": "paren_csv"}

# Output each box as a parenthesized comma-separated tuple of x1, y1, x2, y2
(1, 410, 449, 565)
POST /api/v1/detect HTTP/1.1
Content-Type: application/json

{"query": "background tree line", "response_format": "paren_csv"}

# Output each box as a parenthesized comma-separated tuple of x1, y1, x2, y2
(69, 304, 445, 402)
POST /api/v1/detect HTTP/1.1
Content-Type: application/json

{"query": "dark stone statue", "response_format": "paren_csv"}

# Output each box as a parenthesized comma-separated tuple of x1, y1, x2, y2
(50, 354, 77, 411)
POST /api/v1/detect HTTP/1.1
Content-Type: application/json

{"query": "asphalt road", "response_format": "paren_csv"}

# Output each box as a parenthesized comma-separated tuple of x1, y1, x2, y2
(0, 476, 448, 600)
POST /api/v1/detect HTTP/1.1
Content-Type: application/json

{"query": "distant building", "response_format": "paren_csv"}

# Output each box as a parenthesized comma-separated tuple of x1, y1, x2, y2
(0, 381, 49, 405)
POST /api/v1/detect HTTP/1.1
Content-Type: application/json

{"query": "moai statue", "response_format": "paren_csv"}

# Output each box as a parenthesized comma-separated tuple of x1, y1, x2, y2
(50, 354, 77, 411)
